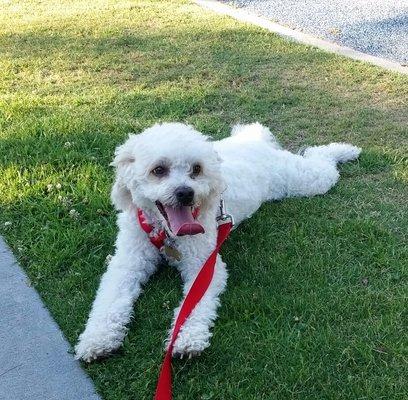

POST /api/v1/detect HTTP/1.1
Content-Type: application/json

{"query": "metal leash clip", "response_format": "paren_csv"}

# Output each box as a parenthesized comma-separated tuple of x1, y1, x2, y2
(216, 197, 235, 227)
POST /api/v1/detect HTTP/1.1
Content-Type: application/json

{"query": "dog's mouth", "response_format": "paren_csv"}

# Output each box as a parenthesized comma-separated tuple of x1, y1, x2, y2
(156, 201, 205, 236)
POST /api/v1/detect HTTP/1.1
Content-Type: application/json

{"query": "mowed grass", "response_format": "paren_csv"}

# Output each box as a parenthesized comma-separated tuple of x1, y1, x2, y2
(1, 0, 407, 399)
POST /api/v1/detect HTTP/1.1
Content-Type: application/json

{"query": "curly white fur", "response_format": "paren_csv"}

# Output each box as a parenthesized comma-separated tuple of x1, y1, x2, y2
(75, 122, 361, 362)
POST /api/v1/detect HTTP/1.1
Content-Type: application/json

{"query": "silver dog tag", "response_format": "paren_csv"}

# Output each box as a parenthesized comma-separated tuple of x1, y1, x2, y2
(163, 245, 182, 261)
(163, 237, 182, 261)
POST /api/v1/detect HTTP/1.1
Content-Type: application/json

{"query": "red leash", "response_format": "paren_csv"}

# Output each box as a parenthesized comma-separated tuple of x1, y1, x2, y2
(153, 221, 232, 400)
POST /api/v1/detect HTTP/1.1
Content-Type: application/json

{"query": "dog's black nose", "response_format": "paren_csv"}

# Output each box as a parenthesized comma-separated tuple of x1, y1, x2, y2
(175, 186, 194, 206)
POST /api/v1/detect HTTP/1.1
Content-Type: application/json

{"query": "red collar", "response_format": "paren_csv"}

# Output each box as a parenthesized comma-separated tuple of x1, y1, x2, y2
(137, 209, 167, 250)
(137, 208, 201, 250)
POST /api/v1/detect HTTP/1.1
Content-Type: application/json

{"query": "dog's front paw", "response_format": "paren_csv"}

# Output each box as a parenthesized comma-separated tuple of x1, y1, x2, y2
(75, 330, 124, 362)
(170, 326, 211, 359)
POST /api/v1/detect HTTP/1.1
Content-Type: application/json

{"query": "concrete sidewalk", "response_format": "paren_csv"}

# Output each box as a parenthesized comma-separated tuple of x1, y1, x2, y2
(0, 237, 101, 400)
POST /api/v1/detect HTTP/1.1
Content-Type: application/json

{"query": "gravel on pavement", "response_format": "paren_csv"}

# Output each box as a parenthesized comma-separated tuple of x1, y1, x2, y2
(221, 0, 408, 64)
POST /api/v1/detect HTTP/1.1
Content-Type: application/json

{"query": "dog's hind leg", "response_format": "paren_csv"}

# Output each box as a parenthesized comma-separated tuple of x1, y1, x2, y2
(275, 143, 361, 199)
(302, 142, 361, 164)
(168, 255, 228, 358)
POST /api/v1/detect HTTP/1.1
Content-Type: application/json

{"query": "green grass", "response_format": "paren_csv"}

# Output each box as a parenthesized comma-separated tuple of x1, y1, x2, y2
(1, 0, 407, 399)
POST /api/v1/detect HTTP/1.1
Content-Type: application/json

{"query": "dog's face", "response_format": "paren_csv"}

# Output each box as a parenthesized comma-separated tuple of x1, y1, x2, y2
(111, 123, 224, 236)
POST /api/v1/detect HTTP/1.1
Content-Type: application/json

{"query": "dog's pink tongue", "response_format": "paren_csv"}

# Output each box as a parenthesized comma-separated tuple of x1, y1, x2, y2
(164, 205, 204, 236)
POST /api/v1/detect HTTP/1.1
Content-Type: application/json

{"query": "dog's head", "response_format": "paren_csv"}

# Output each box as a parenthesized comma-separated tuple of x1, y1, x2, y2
(111, 123, 224, 236)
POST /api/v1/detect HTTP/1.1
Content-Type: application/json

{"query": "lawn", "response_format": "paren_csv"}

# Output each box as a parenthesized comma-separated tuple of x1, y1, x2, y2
(0, 0, 407, 399)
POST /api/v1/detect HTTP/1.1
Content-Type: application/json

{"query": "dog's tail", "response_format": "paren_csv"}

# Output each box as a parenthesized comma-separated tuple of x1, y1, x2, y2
(301, 143, 361, 164)
(230, 123, 281, 148)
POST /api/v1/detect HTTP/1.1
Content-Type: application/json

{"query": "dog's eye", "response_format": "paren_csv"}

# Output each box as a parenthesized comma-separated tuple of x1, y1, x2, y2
(192, 164, 201, 176)
(152, 166, 168, 177)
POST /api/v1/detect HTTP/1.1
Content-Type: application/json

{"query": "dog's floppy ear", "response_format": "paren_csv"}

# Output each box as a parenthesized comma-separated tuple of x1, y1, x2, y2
(110, 138, 136, 211)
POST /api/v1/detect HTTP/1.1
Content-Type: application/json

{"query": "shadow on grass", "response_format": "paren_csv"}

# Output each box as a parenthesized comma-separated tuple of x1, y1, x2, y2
(1, 20, 407, 148)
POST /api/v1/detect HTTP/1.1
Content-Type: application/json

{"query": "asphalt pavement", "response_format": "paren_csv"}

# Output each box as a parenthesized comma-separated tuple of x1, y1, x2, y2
(222, 0, 408, 64)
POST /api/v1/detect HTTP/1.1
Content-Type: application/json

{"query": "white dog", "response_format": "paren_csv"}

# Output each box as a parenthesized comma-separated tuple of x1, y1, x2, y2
(75, 122, 360, 362)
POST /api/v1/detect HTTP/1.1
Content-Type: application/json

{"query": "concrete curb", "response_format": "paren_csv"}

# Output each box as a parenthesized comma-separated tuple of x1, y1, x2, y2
(195, 0, 408, 75)
(0, 237, 101, 400)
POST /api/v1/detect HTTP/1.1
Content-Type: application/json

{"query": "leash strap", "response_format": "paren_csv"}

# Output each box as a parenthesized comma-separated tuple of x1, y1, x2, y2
(154, 221, 232, 400)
